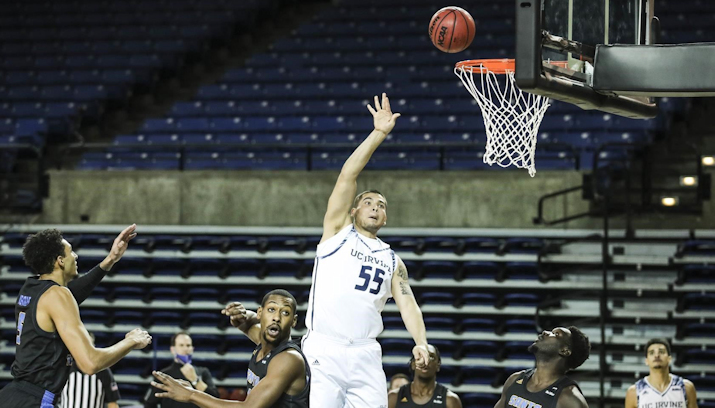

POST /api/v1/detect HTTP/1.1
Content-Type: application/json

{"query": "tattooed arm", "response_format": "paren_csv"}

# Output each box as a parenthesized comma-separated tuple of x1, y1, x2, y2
(391, 256, 429, 368)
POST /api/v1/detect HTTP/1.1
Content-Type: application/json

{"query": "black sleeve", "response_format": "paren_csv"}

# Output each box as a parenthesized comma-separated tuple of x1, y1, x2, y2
(67, 264, 110, 305)
(200, 367, 220, 398)
(100, 369, 121, 403)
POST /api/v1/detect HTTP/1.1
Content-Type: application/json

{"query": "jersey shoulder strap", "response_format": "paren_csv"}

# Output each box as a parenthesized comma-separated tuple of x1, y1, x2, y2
(435, 383, 449, 400)
(553, 375, 582, 400)
(396, 384, 411, 404)
(316, 224, 355, 257)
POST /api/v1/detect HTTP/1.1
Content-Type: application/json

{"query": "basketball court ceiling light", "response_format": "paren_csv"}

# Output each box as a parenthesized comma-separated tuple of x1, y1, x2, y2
(660, 197, 679, 207)
(679, 176, 698, 187)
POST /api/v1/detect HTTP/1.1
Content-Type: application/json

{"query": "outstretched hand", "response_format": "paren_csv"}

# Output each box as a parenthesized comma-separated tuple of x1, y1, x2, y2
(367, 93, 401, 135)
(101, 224, 137, 270)
(221, 301, 249, 328)
(151, 371, 194, 402)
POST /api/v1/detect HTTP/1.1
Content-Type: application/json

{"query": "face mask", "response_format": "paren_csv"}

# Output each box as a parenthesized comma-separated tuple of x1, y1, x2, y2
(176, 354, 192, 365)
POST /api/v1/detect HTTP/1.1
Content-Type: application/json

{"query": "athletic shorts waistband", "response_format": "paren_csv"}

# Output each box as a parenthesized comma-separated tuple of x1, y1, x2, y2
(11, 380, 58, 404)
(303, 330, 378, 347)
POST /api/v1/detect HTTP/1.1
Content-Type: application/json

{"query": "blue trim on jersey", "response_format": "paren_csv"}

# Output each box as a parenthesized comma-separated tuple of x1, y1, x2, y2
(309, 258, 319, 329)
(638, 374, 686, 404)
(636, 378, 645, 407)
(390, 250, 396, 273)
(357, 236, 393, 253)
(357, 236, 373, 251)
(319, 230, 354, 260)
(41, 390, 55, 408)
(673, 375, 687, 403)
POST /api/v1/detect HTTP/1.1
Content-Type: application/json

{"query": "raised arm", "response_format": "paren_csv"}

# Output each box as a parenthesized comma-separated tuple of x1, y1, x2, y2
(222, 302, 261, 344)
(40, 286, 151, 375)
(391, 256, 429, 367)
(68, 224, 137, 304)
(321, 93, 401, 243)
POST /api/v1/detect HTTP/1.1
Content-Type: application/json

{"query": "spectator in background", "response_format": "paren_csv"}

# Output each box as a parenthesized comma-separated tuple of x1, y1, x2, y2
(389, 373, 410, 392)
(60, 332, 121, 408)
(144, 332, 219, 408)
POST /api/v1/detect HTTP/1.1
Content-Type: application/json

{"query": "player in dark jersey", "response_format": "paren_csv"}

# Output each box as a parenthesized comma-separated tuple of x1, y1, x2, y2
(151, 289, 310, 408)
(495, 327, 591, 408)
(0, 226, 152, 407)
(389, 344, 462, 408)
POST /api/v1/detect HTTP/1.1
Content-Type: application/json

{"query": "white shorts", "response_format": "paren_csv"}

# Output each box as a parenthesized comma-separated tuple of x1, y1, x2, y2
(302, 330, 387, 408)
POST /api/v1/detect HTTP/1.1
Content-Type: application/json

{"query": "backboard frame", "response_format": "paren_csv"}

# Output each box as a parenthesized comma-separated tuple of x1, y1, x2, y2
(514, 0, 659, 119)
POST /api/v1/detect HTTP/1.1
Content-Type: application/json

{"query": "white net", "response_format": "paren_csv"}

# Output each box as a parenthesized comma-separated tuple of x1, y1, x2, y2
(455, 62, 552, 177)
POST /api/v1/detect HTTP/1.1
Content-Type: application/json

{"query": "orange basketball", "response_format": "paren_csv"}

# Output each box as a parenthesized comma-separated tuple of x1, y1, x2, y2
(428, 6, 476, 53)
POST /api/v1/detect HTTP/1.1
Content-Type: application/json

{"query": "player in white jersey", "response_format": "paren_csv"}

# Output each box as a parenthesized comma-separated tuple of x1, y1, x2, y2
(625, 338, 698, 408)
(303, 93, 430, 407)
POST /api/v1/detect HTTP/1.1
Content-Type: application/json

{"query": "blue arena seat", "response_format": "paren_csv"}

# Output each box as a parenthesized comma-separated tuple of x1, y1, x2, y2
(420, 292, 457, 306)
(148, 287, 184, 302)
(187, 259, 226, 277)
(459, 318, 498, 333)
(423, 317, 457, 331)
(459, 367, 499, 385)
(462, 293, 498, 306)
(460, 341, 500, 359)
(503, 320, 537, 334)
(380, 338, 415, 357)
(421, 261, 459, 280)
(462, 262, 500, 280)
(504, 262, 540, 280)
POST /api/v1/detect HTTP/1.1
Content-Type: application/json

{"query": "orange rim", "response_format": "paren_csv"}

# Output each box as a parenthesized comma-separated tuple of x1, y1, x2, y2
(455, 59, 569, 74)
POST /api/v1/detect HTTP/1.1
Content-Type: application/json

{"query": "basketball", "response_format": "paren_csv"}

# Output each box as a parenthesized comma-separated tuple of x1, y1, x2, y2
(428, 6, 476, 53)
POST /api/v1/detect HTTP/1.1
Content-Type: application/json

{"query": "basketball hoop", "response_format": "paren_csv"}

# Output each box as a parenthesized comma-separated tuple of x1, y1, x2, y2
(454, 59, 565, 177)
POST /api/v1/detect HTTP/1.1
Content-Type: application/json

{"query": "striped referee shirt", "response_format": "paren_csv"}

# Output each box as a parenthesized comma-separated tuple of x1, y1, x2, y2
(60, 367, 120, 408)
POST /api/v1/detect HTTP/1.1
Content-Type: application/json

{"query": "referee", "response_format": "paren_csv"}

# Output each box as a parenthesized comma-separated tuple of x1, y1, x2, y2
(60, 333, 121, 408)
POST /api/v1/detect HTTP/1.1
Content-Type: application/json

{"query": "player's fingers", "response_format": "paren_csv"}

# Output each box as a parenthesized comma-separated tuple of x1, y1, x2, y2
(153, 371, 172, 384)
(367, 104, 376, 115)
(374, 95, 381, 110)
(155, 392, 170, 398)
(151, 381, 169, 390)
(382, 93, 390, 112)
(224, 306, 245, 316)
(392, 113, 401, 121)
(119, 224, 136, 239)
(128, 232, 137, 240)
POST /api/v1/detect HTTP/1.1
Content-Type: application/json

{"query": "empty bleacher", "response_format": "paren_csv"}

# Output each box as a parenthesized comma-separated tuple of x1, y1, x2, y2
(61, 0, 698, 172)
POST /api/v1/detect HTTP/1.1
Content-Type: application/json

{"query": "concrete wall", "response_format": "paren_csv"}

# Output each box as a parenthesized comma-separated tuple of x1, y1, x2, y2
(38, 169, 713, 229)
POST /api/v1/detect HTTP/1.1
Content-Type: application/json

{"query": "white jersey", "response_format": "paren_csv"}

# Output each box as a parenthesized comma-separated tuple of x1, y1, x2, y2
(306, 224, 395, 340)
(636, 375, 688, 408)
